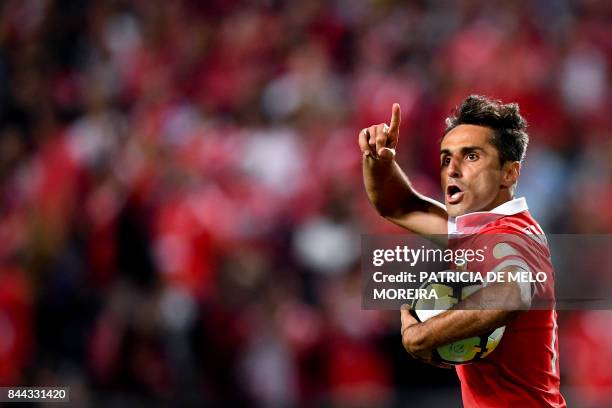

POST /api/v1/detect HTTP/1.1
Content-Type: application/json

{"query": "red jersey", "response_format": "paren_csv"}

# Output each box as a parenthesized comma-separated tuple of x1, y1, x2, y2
(448, 197, 566, 408)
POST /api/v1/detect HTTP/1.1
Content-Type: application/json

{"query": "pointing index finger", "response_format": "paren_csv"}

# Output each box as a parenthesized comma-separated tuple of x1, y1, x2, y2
(389, 103, 401, 134)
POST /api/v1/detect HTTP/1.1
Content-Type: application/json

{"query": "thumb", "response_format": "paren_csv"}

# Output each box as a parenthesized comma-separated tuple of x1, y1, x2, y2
(400, 303, 412, 315)
(377, 147, 396, 161)
(400, 303, 412, 325)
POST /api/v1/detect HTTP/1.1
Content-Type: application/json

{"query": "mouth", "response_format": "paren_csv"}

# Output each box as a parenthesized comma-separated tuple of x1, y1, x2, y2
(446, 184, 464, 205)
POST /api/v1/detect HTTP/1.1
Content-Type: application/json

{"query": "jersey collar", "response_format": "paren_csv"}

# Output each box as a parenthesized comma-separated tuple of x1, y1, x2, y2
(448, 197, 528, 234)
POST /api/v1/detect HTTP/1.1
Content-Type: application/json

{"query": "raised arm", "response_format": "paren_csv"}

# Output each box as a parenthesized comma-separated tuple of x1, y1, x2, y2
(359, 104, 448, 237)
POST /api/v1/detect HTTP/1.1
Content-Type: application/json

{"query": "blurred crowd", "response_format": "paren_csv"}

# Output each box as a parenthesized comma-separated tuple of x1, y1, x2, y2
(0, 0, 610, 406)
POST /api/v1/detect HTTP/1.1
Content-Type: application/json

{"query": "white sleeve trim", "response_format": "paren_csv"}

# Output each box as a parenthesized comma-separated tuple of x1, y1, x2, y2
(488, 258, 533, 307)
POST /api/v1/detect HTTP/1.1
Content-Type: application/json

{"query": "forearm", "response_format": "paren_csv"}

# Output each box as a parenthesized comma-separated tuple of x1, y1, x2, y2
(363, 156, 445, 218)
(403, 308, 519, 355)
(402, 267, 529, 357)
(363, 156, 408, 215)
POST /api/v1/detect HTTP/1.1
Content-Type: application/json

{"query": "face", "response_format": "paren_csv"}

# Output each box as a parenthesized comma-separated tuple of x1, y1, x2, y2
(440, 124, 515, 217)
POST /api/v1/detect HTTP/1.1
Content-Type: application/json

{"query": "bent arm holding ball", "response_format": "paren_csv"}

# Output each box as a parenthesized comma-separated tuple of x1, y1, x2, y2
(400, 266, 530, 363)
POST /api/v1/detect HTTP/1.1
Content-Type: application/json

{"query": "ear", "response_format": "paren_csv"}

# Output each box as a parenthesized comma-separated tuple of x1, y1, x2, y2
(501, 161, 520, 189)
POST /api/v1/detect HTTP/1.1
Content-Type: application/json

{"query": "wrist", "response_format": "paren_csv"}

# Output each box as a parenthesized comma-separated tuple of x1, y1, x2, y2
(402, 322, 430, 355)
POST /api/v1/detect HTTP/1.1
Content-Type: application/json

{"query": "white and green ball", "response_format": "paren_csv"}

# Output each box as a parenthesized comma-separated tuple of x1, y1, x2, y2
(411, 278, 505, 364)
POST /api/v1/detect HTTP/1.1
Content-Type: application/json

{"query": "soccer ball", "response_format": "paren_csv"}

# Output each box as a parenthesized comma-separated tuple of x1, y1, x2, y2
(411, 276, 505, 365)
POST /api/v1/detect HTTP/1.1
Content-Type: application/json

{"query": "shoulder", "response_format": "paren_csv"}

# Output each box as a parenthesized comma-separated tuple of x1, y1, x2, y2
(475, 211, 550, 259)
(479, 211, 544, 236)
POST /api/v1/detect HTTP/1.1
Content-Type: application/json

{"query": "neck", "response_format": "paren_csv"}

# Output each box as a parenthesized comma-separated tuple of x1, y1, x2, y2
(483, 190, 514, 212)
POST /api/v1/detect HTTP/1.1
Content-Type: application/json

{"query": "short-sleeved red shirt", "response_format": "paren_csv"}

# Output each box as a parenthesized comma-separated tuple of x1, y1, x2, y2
(448, 198, 566, 408)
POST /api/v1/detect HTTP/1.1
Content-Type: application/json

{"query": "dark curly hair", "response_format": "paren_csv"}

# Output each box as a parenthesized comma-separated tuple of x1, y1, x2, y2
(444, 95, 529, 166)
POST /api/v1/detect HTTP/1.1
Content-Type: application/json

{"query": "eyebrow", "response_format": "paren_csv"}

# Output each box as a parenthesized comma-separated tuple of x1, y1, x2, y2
(440, 146, 486, 156)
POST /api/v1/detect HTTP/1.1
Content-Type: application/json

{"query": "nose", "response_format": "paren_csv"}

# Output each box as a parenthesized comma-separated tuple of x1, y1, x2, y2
(446, 158, 461, 178)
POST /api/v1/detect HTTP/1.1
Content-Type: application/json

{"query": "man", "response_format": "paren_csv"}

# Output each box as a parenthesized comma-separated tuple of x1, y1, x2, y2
(359, 95, 566, 407)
